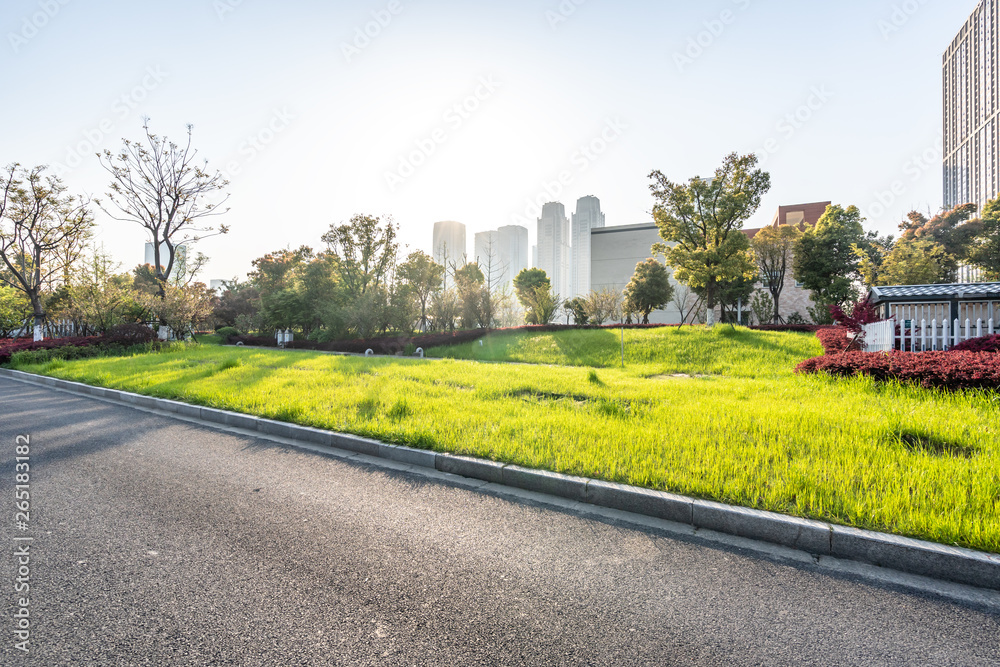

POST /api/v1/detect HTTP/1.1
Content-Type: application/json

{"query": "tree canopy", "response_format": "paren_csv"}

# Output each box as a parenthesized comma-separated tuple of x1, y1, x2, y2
(623, 258, 674, 324)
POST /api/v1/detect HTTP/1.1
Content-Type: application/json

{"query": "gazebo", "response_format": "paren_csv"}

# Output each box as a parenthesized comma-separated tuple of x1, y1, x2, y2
(866, 283, 999, 350)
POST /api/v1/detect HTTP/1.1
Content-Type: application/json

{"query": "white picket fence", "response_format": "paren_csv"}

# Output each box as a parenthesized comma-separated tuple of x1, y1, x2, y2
(862, 317, 997, 352)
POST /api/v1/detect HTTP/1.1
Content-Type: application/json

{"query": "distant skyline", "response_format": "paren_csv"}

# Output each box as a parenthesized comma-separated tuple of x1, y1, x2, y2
(0, 0, 981, 281)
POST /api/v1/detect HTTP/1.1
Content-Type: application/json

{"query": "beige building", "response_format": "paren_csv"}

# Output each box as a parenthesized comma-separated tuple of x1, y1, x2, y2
(589, 202, 832, 325)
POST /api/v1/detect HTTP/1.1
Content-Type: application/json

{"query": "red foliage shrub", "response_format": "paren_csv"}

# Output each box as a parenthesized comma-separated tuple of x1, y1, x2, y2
(796, 350, 1000, 391)
(748, 324, 825, 333)
(829, 298, 882, 333)
(102, 324, 156, 346)
(952, 335, 1000, 353)
(814, 326, 862, 355)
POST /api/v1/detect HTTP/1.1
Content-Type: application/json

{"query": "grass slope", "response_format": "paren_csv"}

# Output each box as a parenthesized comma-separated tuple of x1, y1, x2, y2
(13, 329, 1000, 554)
(426, 326, 823, 378)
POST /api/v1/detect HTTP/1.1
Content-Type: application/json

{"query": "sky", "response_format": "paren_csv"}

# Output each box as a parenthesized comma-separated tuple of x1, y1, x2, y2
(0, 0, 979, 282)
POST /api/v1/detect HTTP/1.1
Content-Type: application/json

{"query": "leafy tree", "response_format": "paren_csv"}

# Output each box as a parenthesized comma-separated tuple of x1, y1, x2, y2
(0, 164, 94, 339)
(877, 238, 954, 286)
(429, 288, 460, 332)
(156, 282, 217, 341)
(584, 288, 622, 325)
(454, 263, 486, 329)
(650, 153, 770, 326)
(969, 197, 1000, 279)
(793, 204, 866, 315)
(321, 214, 398, 299)
(398, 251, 445, 332)
(564, 297, 589, 325)
(213, 280, 262, 333)
(898, 203, 981, 262)
(99, 123, 230, 296)
(63, 250, 150, 335)
(749, 291, 773, 326)
(854, 232, 896, 289)
(0, 285, 30, 338)
(751, 224, 801, 323)
(513, 268, 555, 324)
(623, 258, 674, 324)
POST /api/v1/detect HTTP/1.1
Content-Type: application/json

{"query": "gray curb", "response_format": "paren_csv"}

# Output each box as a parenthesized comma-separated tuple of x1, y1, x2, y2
(3, 368, 998, 592)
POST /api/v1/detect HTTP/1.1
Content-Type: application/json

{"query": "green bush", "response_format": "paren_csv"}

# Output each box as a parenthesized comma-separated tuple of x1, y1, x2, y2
(216, 326, 240, 340)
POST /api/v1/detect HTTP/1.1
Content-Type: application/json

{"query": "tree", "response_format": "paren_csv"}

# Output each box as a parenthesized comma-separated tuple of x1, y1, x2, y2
(398, 251, 445, 332)
(99, 123, 230, 296)
(623, 259, 674, 324)
(751, 224, 801, 323)
(854, 231, 895, 289)
(321, 214, 398, 299)
(897, 203, 981, 262)
(749, 291, 773, 326)
(793, 204, 866, 318)
(0, 285, 30, 338)
(969, 197, 1000, 279)
(564, 297, 589, 325)
(584, 288, 623, 325)
(155, 282, 217, 341)
(429, 288, 460, 332)
(650, 153, 770, 326)
(513, 268, 556, 324)
(454, 262, 486, 329)
(877, 238, 954, 286)
(213, 280, 262, 333)
(63, 249, 150, 335)
(0, 164, 94, 340)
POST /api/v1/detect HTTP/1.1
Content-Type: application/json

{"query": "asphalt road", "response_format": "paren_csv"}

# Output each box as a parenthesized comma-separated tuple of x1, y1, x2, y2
(1, 378, 998, 666)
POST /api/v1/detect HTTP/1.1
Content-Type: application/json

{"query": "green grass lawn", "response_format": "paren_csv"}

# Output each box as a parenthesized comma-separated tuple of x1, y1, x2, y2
(11, 327, 1000, 554)
(426, 326, 823, 378)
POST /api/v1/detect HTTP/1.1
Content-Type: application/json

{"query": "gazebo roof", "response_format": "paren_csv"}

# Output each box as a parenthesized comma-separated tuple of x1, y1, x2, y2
(869, 283, 1000, 303)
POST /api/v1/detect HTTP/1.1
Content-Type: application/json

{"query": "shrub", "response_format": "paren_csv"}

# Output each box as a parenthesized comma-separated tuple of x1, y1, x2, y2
(829, 298, 881, 333)
(103, 324, 156, 346)
(815, 327, 858, 355)
(229, 335, 277, 348)
(216, 326, 240, 341)
(749, 324, 825, 333)
(796, 350, 1000, 391)
(952, 334, 1000, 353)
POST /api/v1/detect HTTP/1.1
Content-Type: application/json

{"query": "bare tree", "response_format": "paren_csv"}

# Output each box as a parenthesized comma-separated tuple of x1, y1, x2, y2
(99, 121, 230, 296)
(0, 164, 94, 340)
(475, 234, 509, 329)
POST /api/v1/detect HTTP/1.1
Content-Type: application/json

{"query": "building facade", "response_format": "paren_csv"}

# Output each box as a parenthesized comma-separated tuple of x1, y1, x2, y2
(944, 0, 1000, 212)
(536, 202, 572, 300)
(570, 196, 606, 298)
(432, 221, 467, 288)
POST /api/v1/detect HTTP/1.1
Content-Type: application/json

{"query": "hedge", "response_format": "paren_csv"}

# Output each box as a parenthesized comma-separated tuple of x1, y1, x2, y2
(0, 325, 158, 365)
(796, 350, 1000, 391)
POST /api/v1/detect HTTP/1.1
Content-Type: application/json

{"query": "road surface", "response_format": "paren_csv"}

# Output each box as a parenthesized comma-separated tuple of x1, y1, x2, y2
(1, 378, 998, 665)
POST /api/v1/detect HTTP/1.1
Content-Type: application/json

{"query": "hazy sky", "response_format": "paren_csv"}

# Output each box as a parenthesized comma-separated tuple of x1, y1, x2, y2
(0, 0, 978, 281)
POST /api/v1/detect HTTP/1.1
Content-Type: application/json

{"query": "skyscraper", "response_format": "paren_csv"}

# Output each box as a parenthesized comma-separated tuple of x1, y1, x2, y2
(536, 202, 571, 300)
(571, 195, 605, 297)
(432, 221, 467, 288)
(475, 226, 530, 289)
(944, 0, 1000, 212)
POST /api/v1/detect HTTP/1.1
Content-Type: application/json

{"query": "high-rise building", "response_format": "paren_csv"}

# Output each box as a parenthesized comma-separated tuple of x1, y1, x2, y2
(432, 221, 467, 288)
(536, 202, 572, 300)
(571, 196, 605, 297)
(497, 225, 529, 288)
(474, 225, 530, 289)
(944, 1, 1000, 212)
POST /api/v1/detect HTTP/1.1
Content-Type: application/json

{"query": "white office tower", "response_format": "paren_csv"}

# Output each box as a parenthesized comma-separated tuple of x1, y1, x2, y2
(474, 230, 500, 282)
(497, 225, 529, 288)
(571, 196, 605, 297)
(144, 242, 187, 273)
(536, 202, 572, 300)
(432, 221, 467, 288)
